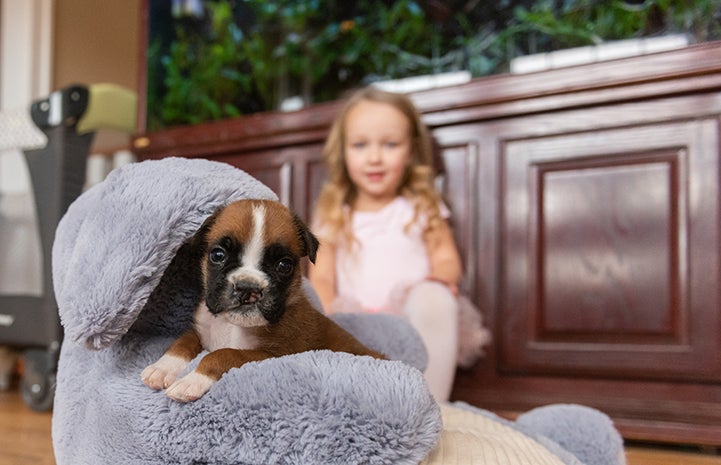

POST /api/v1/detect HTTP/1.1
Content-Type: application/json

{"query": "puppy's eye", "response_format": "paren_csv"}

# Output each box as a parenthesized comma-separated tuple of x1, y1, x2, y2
(275, 258, 294, 276)
(209, 246, 227, 265)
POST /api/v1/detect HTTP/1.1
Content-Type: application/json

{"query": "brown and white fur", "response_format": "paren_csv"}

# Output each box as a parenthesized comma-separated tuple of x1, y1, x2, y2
(141, 199, 384, 402)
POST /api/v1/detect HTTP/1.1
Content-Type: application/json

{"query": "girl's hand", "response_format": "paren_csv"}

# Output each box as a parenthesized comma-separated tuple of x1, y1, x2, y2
(425, 276, 459, 296)
(425, 219, 463, 296)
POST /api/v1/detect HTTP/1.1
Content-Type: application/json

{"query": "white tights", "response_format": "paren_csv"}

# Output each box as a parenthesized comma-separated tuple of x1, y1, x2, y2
(402, 281, 459, 402)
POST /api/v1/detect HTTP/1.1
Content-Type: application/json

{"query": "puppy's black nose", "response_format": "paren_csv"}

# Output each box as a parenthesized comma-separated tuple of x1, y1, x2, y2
(233, 283, 263, 304)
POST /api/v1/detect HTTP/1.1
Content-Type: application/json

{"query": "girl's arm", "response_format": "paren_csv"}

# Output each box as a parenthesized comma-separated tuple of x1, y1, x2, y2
(426, 220, 463, 292)
(308, 239, 338, 312)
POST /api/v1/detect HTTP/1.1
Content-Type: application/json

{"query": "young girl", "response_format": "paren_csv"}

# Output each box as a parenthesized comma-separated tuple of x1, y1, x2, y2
(309, 87, 489, 402)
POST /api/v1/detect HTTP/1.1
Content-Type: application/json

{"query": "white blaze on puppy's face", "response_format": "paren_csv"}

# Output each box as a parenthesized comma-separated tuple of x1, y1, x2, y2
(230, 204, 268, 284)
(224, 203, 269, 327)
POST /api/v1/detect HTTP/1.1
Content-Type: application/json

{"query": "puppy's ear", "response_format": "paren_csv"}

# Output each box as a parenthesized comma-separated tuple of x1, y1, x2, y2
(292, 213, 319, 264)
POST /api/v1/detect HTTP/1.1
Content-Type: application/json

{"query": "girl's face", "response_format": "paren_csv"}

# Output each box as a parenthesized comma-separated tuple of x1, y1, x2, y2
(343, 100, 413, 210)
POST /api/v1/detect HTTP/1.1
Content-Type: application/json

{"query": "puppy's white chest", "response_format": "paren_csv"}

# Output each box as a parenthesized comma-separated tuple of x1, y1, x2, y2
(193, 302, 258, 352)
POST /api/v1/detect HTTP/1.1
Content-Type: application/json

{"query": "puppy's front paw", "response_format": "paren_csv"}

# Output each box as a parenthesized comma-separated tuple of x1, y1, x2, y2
(166, 371, 215, 402)
(141, 354, 189, 390)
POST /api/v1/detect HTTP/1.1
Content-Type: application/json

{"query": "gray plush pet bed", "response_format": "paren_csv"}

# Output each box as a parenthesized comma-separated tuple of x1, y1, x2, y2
(52, 158, 440, 465)
(51, 158, 626, 465)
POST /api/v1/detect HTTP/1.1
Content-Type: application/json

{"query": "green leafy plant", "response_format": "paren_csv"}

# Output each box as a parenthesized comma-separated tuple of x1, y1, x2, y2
(149, 1, 259, 129)
(146, 0, 721, 130)
(504, 0, 721, 55)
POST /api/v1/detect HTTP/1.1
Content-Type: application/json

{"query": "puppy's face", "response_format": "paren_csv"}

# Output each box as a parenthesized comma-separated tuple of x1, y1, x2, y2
(197, 200, 318, 327)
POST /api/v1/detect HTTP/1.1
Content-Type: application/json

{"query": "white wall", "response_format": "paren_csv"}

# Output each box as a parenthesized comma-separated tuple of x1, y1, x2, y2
(0, 0, 53, 194)
(0, 0, 53, 294)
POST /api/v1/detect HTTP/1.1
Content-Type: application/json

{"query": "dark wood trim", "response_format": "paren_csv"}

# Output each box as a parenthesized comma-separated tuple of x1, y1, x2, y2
(413, 40, 721, 114)
(136, 0, 149, 134)
(133, 101, 341, 160)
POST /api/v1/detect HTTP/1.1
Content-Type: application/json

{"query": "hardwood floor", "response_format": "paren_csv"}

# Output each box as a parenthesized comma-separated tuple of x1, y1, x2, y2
(625, 446, 721, 465)
(1, 388, 720, 465)
(0, 391, 54, 465)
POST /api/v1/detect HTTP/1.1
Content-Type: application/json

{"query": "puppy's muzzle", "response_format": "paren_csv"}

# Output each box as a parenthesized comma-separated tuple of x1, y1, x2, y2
(233, 282, 263, 305)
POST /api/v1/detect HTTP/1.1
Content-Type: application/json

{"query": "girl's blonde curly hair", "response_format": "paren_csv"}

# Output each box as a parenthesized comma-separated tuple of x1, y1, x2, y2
(313, 87, 444, 249)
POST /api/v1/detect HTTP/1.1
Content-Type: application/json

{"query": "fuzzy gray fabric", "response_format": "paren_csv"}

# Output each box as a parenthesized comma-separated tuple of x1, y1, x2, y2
(52, 158, 440, 465)
(516, 404, 627, 465)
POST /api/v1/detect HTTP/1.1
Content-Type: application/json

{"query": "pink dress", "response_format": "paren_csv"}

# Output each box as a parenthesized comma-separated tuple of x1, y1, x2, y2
(322, 196, 491, 368)
(335, 196, 445, 312)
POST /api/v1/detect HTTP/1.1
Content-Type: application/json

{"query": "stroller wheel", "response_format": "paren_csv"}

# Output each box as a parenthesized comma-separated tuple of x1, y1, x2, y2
(21, 348, 56, 412)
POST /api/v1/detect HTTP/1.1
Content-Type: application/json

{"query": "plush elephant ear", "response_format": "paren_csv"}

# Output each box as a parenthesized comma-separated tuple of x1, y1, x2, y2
(516, 404, 625, 465)
(52, 158, 277, 350)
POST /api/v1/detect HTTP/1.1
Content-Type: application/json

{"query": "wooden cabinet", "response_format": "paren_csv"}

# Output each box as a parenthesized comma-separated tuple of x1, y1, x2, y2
(435, 97, 721, 445)
(135, 41, 721, 445)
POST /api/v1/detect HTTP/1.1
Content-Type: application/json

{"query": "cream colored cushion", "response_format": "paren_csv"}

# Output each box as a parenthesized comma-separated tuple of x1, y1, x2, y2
(421, 404, 567, 465)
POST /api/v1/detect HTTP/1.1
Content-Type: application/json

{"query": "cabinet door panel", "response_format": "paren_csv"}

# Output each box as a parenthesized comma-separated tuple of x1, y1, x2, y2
(500, 120, 720, 382)
(215, 144, 324, 222)
(217, 150, 291, 203)
(304, 156, 328, 223)
(437, 143, 480, 299)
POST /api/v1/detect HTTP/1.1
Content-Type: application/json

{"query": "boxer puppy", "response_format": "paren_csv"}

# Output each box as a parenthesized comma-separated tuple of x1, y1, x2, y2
(141, 199, 384, 402)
